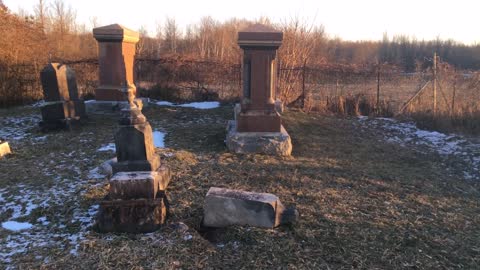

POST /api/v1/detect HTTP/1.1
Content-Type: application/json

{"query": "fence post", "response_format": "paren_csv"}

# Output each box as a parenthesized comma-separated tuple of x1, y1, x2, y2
(433, 52, 437, 117)
(301, 59, 307, 109)
(451, 67, 457, 117)
(376, 64, 381, 110)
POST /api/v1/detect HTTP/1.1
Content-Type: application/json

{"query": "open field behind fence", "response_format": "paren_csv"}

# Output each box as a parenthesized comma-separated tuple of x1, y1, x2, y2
(1, 57, 479, 132)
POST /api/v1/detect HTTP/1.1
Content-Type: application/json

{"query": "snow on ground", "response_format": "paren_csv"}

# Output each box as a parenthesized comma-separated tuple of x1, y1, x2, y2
(357, 116, 480, 180)
(1, 221, 33, 231)
(153, 131, 165, 148)
(0, 175, 101, 265)
(153, 100, 220, 109)
(0, 115, 41, 141)
(97, 143, 116, 152)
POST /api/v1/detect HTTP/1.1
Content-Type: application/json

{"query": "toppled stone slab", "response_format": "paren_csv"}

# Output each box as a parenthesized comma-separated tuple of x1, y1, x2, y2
(95, 195, 168, 233)
(203, 187, 297, 228)
(109, 166, 171, 200)
(0, 140, 11, 158)
(226, 120, 292, 156)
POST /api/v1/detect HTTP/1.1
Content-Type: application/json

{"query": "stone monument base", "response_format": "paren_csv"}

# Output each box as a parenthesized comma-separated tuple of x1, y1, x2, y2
(85, 98, 149, 115)
(109, 166, 171, 200)
(0, 141, 11, 158)
(39, 118, 74, 131)
(39, 100, 86, 131)
(95, 194, 168, 233)
(225, 120, 292, 156)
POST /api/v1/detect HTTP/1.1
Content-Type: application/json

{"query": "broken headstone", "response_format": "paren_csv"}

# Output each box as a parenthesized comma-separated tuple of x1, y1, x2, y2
(39, 63, 86, 131)
(203, 187, 297, 228)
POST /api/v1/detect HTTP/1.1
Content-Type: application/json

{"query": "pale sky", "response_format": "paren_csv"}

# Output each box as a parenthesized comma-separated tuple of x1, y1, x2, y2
(5, 0, 480, 44)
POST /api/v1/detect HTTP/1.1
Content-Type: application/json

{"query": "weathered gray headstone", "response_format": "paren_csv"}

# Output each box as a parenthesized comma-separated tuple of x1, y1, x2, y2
(203, 187, 297, 228)
(39, 63, 86, 130)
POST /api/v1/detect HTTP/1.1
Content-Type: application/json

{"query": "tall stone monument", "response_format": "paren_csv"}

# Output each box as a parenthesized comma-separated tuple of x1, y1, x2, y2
(226, 24, 292, 156)
(39, 63, 86, 131)
(94, 27, 171, 233)
(86, 24, 140, 113)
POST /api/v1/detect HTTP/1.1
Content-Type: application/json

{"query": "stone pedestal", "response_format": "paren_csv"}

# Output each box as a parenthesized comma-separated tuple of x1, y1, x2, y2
(109, 167, 171, 200)
(95, 82, 171, 233)
(226, 24, 292, 156)
(39, 63, 86, 131)
(96, 195, 168, 233)
(226, 120, 292, 156)
(0, 140, 11, 158)
(93, 24, 139, 102)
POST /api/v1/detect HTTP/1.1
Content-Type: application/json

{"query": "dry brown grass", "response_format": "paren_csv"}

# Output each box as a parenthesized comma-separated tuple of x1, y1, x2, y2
(1, 105, 479, 269)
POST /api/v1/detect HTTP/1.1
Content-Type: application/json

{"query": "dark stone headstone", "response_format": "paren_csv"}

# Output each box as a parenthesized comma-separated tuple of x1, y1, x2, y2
(39, 63, 86, 131)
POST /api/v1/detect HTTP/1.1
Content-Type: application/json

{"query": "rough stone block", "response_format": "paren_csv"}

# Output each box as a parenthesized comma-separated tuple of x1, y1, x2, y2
(226, 120, 292, 156)
(95, 195, 168, 233)
(0, 141, 11, 158)
(203, 187, 296, 228)
(109, 166, 171, 200)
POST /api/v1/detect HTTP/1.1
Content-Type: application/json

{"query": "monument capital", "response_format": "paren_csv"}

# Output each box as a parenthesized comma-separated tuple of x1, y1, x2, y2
(93, 24, 140, 44)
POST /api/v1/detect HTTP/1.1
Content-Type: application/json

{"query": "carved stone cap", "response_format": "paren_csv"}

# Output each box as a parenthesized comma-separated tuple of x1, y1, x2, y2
(238, 23, 283, 47)
(93, 24, 140, 44)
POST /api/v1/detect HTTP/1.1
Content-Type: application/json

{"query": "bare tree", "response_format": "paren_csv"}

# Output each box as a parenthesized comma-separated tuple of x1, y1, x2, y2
(34, 0, 48, 31)
(50, 0, 76, 36)
(164, 17, 179, 54)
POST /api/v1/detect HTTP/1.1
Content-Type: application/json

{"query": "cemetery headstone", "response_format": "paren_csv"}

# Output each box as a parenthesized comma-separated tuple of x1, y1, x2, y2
(39, 63, 86, 131)
(94, 27, 171, 233)
(203, 187, 297, 228)
(226, 24, 292, 156)
(87, 24, 142, 113)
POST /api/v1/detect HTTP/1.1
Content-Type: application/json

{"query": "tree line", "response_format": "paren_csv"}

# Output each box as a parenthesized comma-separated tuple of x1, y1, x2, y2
(1, 0, 480, 72)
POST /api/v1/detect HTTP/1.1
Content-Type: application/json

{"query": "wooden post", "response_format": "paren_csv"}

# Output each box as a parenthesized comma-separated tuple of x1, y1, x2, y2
(376, 64, 381, 110)
(302, 59, 307, 109)
(433, 52, 437, 116)
(452, 67, 457, 117)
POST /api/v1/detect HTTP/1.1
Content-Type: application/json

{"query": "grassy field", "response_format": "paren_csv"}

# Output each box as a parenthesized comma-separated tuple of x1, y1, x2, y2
(0, 104, 479, 269)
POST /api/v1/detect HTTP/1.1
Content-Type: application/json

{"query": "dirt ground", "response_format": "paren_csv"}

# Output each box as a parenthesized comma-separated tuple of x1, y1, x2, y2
(0, 103, 479, 269)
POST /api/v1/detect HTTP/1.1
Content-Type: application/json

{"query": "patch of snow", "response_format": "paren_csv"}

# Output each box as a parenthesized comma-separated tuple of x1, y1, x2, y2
(97, 143, 116, 152)
(29, 100, 45, 107)
(0, 114, 41, 141)
(357, 117, 480, 181)
(153, 131, 165, 148)
(2, 221, 33, 231)
(178, 101, 220, 109)
(153, 100, 220, 109)
(155, 101, 175, 106)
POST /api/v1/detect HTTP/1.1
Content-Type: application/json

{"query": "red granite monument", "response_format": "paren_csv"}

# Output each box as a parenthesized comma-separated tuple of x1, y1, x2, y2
(93, 24, 139, 101)
(93, 25, 172, 233)
(226, 24, 292, 156)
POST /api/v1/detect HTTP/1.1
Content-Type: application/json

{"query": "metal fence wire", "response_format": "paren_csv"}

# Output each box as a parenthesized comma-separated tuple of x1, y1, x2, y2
(1, 57, 479, 117)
